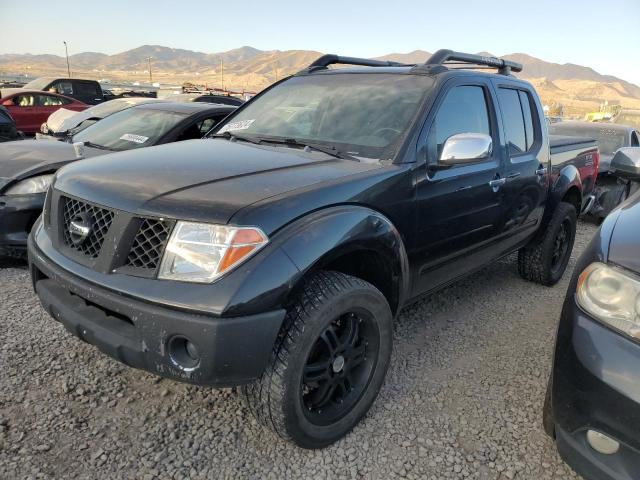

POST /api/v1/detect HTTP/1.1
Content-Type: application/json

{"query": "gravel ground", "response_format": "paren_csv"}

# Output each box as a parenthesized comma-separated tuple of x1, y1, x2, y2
(0, 222, 598, 480)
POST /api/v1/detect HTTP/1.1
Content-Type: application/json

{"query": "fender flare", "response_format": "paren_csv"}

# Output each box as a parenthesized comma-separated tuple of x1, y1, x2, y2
(549, 164, 583, 214)
(222, 205, 411, 316)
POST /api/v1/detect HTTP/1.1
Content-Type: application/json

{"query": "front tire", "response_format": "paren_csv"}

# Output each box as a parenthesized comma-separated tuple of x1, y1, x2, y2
(518, 201, 577, 286)
(242, 271, 393, 449)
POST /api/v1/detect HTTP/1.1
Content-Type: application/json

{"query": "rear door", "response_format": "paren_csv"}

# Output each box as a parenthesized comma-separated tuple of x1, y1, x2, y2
(73, 81, 103, 105)
(411, 78, 507, 296)
(493, 84, 547, 247)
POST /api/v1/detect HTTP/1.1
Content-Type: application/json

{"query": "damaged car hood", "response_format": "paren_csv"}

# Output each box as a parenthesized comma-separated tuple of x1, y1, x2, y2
(0, 140, 104, 182)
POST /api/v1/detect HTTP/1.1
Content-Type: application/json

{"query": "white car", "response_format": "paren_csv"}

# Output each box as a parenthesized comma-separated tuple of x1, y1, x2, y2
(41, 97, 167, 138)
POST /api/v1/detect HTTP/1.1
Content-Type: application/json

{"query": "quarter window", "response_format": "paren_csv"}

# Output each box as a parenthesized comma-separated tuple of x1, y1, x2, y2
(428, 85, 491, 160)
(499, 88, 536, 156)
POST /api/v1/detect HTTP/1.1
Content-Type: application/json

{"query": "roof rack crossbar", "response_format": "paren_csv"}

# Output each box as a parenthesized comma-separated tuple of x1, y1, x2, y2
(424, 49, 523, 75)
(299, 54, 408, 74)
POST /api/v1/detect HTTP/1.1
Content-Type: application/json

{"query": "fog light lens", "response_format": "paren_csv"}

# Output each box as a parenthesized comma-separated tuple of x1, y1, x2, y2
(587, 430, 620, 455)
(168, 336, 200, 371)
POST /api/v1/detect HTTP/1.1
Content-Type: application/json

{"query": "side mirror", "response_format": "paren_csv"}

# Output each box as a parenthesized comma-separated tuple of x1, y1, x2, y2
(611, 147, 640, 180)
(438, 133, 493, 167)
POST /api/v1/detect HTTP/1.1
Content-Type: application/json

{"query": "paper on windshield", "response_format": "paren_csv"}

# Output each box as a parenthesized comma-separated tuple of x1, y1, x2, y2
(119, 133, 149, 144)
(217, 119, 255, 134)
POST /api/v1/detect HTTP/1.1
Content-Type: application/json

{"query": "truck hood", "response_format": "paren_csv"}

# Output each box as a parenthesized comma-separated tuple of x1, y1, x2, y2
(608, 193, 640, 274)
(54, 139, 383, 224)
(0, 140, 104, 182)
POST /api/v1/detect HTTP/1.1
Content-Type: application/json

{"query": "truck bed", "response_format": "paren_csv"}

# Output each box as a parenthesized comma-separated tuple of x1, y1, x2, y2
(549, 135, 599, 212)
(549, 135, 596, 153)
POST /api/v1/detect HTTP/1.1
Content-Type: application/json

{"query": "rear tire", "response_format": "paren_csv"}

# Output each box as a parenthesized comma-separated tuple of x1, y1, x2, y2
(242, 271, 393, 449)
(518, 202, 577, 286)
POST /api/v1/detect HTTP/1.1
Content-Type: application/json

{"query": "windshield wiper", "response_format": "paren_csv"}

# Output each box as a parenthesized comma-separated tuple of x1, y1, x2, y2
(258, 137, 359, 162)
(81, 141, 116, 151)
(209, 131, 262, 145)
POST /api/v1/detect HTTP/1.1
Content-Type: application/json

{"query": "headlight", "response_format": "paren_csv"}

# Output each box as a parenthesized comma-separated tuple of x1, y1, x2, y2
(158, 222, 268, 283)
(577, 262, 640, 339)
(4, 174, 54, 195)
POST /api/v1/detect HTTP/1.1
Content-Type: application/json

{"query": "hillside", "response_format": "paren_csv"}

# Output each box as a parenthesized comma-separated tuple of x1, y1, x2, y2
(2, 45, 639, 115)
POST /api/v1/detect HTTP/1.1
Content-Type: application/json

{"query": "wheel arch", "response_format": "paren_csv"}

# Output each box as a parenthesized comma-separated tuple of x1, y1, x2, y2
(279, 205, 411, 317)
(551, 164, 583, 214)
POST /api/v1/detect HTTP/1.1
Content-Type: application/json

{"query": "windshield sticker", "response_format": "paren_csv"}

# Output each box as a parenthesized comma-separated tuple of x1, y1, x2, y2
(218, 119, 255, 134)
(120, 133, 149, 144)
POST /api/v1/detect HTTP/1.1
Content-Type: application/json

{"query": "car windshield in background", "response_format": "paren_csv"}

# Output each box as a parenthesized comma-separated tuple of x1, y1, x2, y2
(614, 113, 640, 130)
(551, 125, 627, 155)
(213, 73, 434, 159)
(72, 108, 186, 151)
(23, 78, 52, 90)
(79, 99, 144, 119)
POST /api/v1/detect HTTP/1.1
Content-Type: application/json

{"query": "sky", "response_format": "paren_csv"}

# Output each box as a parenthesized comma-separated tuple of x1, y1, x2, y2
(2, 0, 640, 84)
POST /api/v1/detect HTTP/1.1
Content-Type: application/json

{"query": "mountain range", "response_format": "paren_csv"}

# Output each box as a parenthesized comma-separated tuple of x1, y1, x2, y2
(2, 45, 639, 115)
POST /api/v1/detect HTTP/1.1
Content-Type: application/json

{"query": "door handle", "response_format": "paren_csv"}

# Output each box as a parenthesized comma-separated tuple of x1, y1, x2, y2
(488, 177, 506, 192)
(507, 172, 521, 179)
(536, 166, 548, 176)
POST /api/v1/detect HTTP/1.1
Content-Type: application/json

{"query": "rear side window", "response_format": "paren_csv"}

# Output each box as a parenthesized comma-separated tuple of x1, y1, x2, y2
(76, 82, 99, 96)
(429, 85, 491, 159)
(37, 94, 71, 106)
(499, 88, 536, 156)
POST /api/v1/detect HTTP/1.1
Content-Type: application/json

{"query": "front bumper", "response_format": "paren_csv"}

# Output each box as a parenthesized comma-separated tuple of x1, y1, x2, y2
(551, 298, 640, 480)
(29, 233, 286, 387)
(0, 193, 45, 253)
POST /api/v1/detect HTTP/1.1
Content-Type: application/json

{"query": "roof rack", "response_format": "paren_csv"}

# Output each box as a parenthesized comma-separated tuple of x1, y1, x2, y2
(299, 49, 523, 77)
(298, 54, 408, 74)
(415, 49, 522, 75)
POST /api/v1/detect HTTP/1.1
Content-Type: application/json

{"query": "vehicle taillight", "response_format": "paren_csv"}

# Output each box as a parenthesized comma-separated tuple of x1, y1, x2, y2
(593, 150, 600, 174)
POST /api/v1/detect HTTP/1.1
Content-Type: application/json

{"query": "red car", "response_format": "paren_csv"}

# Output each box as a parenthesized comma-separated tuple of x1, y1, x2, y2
(0, 90, 87, 135)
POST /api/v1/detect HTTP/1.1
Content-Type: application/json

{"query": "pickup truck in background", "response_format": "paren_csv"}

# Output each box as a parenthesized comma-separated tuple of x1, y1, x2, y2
(551, 120, 640, 219)
(28, 50, 598, 448)
(1, 77, 108, 105)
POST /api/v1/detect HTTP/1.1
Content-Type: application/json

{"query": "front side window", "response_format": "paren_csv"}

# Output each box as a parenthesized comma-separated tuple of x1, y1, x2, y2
(54, 81, 73, 96)
(72, 107, 187, 151)
(213, 73, 434, 160)
(428, 85, 491, 160)
(13, 94, 36, 107)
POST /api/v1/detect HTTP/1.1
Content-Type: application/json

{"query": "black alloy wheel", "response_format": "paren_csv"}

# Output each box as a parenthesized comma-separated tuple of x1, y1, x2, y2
(302, 311, 379, 426)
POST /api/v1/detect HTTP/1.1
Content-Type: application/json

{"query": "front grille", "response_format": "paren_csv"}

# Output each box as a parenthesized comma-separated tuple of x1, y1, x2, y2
(62, 197, 114, 258)
(125, 219, 172, 270)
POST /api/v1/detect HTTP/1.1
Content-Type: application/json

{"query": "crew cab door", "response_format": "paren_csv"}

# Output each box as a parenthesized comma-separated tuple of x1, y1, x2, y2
(73, 81, 103, 105)
(493, 84, 547, 247)
(411, 79, 506, 297)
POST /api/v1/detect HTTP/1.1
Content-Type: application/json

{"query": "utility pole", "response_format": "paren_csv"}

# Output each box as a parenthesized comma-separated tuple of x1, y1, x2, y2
(146, 57, 153, 83)
(220, 57, 224, 92)
(63, 41, 71, 78)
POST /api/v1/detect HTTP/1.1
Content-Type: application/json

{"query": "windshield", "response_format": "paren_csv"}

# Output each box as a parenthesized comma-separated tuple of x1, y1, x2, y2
(23, 78, 53, 90)
(613, 113, 640, 130)
(213, 73, 434, 159)
(80, 99, 151, 119)
(550, 124, 627, 155)
(72, 107, 186, 151)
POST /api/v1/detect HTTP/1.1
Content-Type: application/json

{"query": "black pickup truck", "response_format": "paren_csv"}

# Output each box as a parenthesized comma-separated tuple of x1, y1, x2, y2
(1, 77, 107, 105)
(28, 50, 598, 448)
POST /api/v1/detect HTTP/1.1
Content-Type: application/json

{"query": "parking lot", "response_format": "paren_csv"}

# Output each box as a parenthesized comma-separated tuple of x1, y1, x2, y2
(0, 221, 598, 480)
